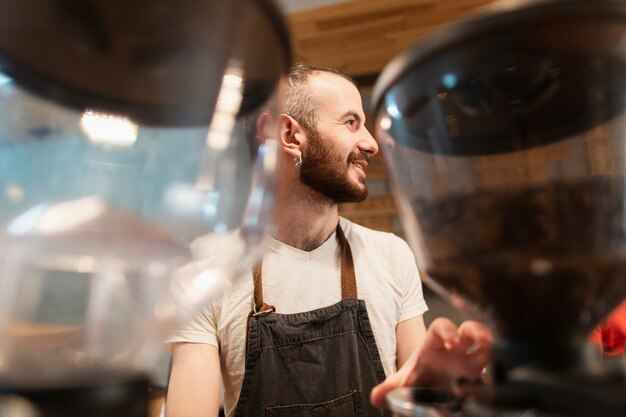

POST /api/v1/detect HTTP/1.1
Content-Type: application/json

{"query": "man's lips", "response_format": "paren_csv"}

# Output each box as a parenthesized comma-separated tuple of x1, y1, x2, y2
(348, 152, 370, 172)
(350, 160, 368, 171)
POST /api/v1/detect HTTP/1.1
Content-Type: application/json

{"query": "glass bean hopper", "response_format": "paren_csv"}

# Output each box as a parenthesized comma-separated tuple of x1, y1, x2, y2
(0, 0, 290, 416)
(373, 1, 626, 416)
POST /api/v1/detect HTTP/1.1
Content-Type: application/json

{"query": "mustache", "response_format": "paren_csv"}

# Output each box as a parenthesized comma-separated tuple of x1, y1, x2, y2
(347, 152, 370, 163)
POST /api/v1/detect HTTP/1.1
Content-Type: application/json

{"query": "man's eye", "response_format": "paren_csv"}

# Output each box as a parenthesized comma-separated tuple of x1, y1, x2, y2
(346, 119, 356, 126)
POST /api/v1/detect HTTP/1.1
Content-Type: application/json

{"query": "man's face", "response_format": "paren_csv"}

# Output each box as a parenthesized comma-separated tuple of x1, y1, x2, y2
(298, 73, 378, 203)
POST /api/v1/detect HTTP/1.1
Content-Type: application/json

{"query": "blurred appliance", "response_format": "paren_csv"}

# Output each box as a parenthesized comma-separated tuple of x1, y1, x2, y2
(372, 0, 626, 416)
(0, 0, 290, 416)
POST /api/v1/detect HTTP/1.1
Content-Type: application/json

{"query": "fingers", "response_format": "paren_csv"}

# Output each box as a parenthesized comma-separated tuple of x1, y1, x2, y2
(458, 320, 493, 348)
(370, 348, 422, 408)
(428, 319, 492, 354)
(457, 321, 493, 375)
(370, 350, 423, 408)
(370, 372, 403, 408)
(423, 317, 460, 350)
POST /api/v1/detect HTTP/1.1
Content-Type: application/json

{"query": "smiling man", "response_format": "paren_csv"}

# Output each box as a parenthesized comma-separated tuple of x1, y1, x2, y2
(166, 65, 491, 417)
(292, 68, 372, 205)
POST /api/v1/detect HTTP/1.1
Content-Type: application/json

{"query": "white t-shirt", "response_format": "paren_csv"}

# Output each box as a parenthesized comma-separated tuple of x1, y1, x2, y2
(169, 217, 428, 416)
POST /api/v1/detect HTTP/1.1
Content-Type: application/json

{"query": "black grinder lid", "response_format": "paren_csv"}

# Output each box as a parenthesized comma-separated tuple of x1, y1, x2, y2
(371, 0, 626, 155)
(0, 0, 291, 126)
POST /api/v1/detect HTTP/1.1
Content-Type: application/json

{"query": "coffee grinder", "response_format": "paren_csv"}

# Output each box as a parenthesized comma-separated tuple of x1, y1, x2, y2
(372, 1, 626, 416)
(0, 1, 290, 416)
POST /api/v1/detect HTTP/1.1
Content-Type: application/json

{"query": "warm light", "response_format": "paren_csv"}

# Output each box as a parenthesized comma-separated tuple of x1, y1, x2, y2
(80, 110, 138, 147)
(206, 61, 245, 150)
(379, 116, 392, 130)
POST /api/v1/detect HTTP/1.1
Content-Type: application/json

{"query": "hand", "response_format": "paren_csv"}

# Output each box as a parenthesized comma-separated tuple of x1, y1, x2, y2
(370, 318, 492, 408)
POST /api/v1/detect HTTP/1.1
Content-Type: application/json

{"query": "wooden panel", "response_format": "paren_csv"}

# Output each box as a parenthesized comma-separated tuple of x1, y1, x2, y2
(287, 0, 498, 78)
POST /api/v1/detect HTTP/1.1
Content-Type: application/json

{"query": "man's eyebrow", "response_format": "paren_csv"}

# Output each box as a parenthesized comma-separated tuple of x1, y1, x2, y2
(340, 111, 364, 123)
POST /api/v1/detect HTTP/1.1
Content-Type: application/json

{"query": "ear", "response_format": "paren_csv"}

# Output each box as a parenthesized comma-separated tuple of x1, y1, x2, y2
(278, 113, 306, 159)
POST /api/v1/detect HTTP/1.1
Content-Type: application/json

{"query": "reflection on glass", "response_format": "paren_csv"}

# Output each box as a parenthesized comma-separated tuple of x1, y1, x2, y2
(80, 111, 138, 147)
(0, 68, 282, 388)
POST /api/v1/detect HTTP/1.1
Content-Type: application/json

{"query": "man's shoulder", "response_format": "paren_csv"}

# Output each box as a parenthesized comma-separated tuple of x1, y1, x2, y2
(339, 217, 407, 249)
(339, 218, 420, 287)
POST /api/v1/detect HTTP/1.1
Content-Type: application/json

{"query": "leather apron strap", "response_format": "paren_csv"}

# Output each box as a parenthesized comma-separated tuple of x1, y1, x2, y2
(252, 223, 356, 314)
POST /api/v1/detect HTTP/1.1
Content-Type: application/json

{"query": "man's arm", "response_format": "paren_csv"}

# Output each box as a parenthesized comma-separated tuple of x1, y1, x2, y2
(396, 315, 427, 368)
(166, 342, 221, 417)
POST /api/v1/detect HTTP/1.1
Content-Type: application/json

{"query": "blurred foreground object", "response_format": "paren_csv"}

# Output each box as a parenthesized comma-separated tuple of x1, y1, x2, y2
(589, 300, 626, 358)
(0, 0, 290, 416)
(373, 0, 626, 416)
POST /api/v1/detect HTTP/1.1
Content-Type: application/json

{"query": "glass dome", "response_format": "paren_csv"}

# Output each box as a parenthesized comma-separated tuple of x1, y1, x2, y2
(0, 0, 290, 390)
(373, 0, 626, 360)
(374, 2, 626, 415)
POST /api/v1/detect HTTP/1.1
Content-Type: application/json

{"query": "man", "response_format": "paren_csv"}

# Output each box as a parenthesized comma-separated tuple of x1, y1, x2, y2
(166, 65, 491, 417)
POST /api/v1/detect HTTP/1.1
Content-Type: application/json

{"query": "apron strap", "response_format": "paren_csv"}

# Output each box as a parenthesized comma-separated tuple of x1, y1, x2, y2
(252, 262, 275, 315)
(252, 222, 357, 313)
(336, 224, 357, 299)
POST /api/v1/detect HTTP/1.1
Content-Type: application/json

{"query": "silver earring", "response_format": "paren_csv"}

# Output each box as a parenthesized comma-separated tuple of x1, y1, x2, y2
(294, 155, 302, 168)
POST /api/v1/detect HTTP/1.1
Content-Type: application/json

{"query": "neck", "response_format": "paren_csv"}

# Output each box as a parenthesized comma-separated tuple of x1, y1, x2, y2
(273, 177, 340, 251)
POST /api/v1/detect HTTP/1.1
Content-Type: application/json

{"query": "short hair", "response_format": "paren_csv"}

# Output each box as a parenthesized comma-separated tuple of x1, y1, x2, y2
(282, 64, 356, 134)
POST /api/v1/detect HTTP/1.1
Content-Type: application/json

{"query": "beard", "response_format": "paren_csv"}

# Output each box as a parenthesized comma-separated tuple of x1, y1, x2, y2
(299, 128, 369, 203)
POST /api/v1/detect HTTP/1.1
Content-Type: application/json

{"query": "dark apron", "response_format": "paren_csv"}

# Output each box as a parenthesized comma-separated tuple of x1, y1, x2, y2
(233, 225, 388, 417)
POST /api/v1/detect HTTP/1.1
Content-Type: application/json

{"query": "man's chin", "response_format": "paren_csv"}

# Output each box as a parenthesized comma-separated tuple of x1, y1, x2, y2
(334, 188, 368, 203)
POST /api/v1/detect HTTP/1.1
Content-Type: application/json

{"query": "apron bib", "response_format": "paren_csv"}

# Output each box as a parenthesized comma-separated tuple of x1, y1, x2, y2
(234, 225, 388, 417)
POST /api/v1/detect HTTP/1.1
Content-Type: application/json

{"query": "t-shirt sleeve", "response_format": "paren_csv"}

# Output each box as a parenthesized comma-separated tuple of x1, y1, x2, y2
(165, 306, 219, 348)
(393, 235, 428, 322)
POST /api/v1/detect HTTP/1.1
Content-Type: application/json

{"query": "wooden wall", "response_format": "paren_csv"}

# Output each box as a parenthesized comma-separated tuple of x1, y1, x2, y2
(287, 0, 498, 78)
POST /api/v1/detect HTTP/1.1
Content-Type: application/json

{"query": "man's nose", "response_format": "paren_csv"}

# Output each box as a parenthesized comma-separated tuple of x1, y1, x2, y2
(359, 127, 379, 157)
